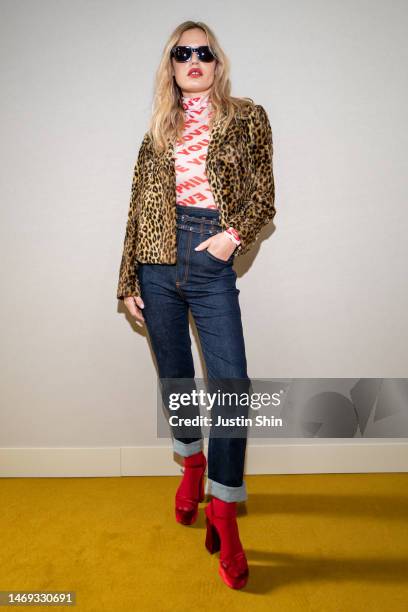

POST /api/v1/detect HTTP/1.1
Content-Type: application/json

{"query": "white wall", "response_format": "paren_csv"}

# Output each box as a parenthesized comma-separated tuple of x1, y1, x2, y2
(0, 1, 407, 457)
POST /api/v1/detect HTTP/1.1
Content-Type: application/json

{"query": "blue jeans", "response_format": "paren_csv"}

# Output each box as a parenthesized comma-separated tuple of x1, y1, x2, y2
(138, 204, 250, 502)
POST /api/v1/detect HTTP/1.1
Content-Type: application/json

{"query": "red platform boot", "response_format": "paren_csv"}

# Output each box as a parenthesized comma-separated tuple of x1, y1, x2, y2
(175, 451, 207, 525)
(204, 496, 249, 589)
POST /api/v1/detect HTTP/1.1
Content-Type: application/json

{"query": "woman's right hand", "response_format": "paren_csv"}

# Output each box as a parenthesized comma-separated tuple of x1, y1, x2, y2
(124, 296, 145, 328)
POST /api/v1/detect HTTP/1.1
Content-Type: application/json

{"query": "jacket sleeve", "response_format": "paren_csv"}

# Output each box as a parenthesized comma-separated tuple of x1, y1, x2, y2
(227, 104, 276, 255)
(116, 133, 149, 300)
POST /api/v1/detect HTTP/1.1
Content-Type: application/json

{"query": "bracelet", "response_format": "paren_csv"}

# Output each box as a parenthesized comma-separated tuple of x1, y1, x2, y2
(225, 227, 241, 246)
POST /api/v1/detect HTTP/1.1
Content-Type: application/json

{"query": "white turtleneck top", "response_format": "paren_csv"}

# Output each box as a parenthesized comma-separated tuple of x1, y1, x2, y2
(174, 94, 241, 246)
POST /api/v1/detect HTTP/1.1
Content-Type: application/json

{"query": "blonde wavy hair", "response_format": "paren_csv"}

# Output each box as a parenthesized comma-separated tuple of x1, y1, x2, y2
(148, 20, 254, 153)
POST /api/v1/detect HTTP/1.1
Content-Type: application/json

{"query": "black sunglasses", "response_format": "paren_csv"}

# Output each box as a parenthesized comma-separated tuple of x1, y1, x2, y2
(170, 45, 217, 63)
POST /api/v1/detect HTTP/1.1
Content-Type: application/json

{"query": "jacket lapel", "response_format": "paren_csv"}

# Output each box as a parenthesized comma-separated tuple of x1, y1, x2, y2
(206, 111, 229, 164)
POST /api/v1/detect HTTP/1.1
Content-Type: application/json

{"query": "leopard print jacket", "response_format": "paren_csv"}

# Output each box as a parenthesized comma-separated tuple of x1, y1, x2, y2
(117, 101, 275, 299)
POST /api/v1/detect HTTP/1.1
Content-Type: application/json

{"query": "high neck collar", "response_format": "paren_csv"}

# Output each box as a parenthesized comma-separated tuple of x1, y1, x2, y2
(181, 93, 211, 112)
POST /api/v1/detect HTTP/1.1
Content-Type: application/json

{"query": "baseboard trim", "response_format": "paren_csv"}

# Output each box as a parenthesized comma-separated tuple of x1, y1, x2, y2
(1, 441, 407, 477)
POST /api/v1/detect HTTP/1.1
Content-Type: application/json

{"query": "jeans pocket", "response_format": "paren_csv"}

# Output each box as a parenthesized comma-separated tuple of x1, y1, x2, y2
(204, 248, 234, 265)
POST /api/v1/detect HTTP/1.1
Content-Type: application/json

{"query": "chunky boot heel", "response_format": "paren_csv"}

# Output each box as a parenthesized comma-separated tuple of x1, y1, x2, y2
(204, 497, 249, 590)
(175, 451, 207, 525)
(205, 516, 221, 554)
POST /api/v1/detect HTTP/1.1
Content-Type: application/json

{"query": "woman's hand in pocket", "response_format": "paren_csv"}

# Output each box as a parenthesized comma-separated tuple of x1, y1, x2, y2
(194, 231, 236, 262)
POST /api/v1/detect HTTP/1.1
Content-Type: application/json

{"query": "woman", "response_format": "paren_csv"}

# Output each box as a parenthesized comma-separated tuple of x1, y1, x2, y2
(117, 20, 275, 590)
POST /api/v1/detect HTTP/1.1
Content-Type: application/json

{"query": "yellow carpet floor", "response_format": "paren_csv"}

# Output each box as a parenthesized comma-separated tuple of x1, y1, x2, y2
(1, 473, 407, 611)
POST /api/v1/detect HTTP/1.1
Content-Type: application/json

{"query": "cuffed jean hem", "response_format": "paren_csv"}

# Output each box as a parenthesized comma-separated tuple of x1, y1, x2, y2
(205, 477, 248, 503)
(173, 438, 204, 457)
